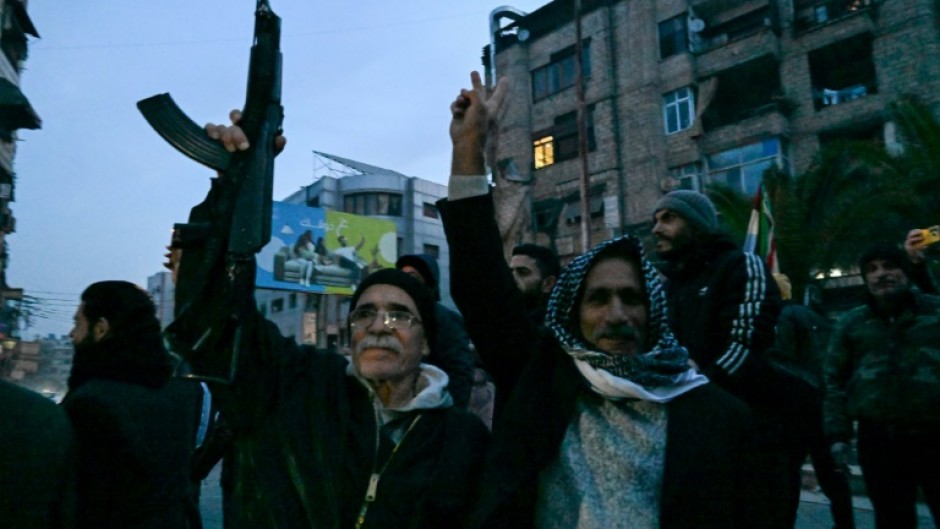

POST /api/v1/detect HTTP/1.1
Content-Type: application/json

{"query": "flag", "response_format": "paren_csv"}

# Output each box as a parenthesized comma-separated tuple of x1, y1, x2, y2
(743, 185, 779, 274)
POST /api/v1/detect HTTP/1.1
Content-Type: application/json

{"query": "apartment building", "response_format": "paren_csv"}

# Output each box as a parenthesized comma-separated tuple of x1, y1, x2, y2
(486, 0, 940, 258)
(0, 0, 39, 348)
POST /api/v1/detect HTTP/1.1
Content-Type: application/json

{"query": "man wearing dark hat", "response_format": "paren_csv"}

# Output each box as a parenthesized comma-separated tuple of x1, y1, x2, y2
(824, 243, 940, 528)
(396, 253, 475, 409)
(652, 190, 800, 527)
(175, 260, 488, 527)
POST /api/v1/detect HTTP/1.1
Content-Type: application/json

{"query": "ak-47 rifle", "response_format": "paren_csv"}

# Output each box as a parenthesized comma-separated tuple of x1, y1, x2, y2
(137, 0, 283, 382)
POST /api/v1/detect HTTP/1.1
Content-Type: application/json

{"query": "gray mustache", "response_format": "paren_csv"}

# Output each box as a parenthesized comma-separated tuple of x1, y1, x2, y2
(355, 334, 403, 355)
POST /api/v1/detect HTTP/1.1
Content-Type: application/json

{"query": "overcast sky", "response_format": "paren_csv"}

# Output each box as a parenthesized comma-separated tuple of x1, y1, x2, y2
(10, 1, 548, 338)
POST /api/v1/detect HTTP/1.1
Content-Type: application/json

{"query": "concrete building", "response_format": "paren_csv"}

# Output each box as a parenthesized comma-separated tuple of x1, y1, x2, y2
(147, 271, 175, 329)
(485, 0, 940, 258)
(0, 0, 39, 357)
(256, 151, 452, 348)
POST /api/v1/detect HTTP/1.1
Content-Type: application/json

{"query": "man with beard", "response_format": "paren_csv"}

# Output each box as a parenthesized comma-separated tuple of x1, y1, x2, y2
(824, 243, 940, 528)
(509, 243, 560, 324)
(652, 190, 804, 527)
(63, 281, 199, 529)
(438, 71, 759, 528)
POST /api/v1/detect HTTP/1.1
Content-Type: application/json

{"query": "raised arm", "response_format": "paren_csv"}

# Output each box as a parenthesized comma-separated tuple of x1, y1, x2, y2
(438, 72, 539, 409)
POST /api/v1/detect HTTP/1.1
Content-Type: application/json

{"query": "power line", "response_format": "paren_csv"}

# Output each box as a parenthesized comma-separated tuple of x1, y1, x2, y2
(32, 11, 486, 53)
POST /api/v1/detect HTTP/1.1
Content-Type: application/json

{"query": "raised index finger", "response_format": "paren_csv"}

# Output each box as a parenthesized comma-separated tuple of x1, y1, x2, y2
(470, 71, 484, 94)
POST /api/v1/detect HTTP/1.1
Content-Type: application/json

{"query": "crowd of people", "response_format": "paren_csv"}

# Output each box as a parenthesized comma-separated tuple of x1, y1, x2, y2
(3, 71, 939, 529)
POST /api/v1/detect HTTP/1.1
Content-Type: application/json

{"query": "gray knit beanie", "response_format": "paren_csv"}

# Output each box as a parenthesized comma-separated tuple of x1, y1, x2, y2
(653, 190, 719, 235)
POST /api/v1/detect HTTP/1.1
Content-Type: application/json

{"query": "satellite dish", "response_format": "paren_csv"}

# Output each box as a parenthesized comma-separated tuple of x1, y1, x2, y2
(689, 18, 706, 32)
(518, 28, 530, 42)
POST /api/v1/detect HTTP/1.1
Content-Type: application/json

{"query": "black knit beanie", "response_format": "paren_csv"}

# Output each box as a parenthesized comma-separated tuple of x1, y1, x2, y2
(858, 242, 912, 280)
(348, 268, 437, 346)
(654, 190, 719, 235)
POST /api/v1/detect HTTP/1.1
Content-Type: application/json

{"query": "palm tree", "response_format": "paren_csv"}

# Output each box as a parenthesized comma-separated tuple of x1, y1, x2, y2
(708, 97, 940, 302)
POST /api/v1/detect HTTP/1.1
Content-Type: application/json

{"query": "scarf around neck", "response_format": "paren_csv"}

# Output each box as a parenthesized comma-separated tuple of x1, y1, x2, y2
(545, 235, 707, 401)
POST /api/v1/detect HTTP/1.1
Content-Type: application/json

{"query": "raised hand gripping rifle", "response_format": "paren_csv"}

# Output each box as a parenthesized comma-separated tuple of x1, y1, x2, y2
(137, 0, 283, 382)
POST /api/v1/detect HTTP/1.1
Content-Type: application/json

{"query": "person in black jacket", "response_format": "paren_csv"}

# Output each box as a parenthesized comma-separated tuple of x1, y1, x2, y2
(396, 253, 475, 409)
(180, 116, 489, 528)
(771, 273, 856, 529)
(0, 379, 76, 529)
(62, 281, 199, 529)
(652, 190, 810, 527)
(509, 243, 560, 325)
(440, 71, 760, 529)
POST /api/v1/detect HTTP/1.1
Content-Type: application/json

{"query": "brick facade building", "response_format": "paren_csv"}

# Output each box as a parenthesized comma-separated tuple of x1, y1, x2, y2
(486, 0, 940, 259)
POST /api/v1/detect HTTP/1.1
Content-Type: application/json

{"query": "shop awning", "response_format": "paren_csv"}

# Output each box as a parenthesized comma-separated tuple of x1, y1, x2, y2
(0, 78, 41, 130)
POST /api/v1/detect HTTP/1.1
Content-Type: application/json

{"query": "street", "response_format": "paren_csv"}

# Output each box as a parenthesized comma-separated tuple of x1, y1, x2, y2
(197, 464, 935, 528)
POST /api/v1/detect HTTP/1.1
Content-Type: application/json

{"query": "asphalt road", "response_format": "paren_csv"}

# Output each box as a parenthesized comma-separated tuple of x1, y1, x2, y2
(197, 464, 935, 528)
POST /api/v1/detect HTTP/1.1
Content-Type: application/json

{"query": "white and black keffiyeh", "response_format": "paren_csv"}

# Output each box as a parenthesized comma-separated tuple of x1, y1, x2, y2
(545, 235, 707, 400)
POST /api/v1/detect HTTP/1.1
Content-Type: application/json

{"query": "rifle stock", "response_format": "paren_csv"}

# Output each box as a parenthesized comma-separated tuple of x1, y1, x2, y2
(138, 0, 284, 383)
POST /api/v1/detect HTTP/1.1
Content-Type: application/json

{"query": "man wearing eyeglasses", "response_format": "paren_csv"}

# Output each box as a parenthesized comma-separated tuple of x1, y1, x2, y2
(179, 124, 490, 527)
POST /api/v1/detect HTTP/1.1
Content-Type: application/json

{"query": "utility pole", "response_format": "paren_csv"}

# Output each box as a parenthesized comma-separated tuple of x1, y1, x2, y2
(574, 0, 591, 253)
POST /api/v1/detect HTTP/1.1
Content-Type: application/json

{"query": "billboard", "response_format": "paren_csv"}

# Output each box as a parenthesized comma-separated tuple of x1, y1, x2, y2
(256, 202, 398, 295)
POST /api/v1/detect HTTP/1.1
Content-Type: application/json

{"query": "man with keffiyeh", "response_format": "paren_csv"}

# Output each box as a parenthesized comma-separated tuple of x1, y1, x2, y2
(438, 71, 761, 529)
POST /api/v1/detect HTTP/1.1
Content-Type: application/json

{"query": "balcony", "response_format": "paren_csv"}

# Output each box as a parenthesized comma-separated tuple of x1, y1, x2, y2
(793, 0, 876, 35)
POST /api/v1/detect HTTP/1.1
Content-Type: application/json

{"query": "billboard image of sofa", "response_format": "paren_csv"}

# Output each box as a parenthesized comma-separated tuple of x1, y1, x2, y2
(255, 202, 397, 294)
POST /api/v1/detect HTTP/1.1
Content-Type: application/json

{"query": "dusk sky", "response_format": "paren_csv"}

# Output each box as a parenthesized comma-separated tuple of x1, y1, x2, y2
(10, 1, 548, 338)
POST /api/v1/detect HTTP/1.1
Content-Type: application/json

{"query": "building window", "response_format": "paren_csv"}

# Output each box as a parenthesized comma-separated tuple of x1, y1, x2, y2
(670, 163, 703, 191)
(531, 40, 592, 101)
(397, 237, 404, 259)
(794, 0, 873, 33)
(343, 192, 403, 217)
(532, 108, 596, 170)
(701, 55, 784, 131)
(809, 34, 876, 111)
(659, 15, 688, 59)
(705, 138, 783, 196)
(422, 202, 439, 219)
(289, 293, 297, 309)
(306, 196, 320, 208)
(533, 136, 555, 169)
(258, 302, 267, 317)
(563, 185, 606, 225)
(664, 87, 695, 134)
(271, 298, 284, 314)
(423, 244, 440, 259)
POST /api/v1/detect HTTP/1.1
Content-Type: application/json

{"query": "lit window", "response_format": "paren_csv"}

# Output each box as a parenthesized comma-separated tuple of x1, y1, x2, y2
(664, 87, 695, 134)
(534, 136, 555, 169)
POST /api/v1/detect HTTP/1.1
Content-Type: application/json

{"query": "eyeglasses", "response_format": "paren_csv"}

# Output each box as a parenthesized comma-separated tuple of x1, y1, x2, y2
(349, 308, 422, 330)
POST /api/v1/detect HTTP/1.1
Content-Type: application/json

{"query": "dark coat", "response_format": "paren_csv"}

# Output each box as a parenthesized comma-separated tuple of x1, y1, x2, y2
(62, 376, 197, 529)
(197, 313, 489, 529)
(439, 193, 759, 528)
(656, 236, 807, 415)
(0, 380, 76, 529)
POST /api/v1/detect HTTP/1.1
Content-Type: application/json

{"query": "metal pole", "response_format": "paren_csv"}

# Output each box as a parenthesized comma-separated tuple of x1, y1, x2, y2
(574, 0, 591, 253)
